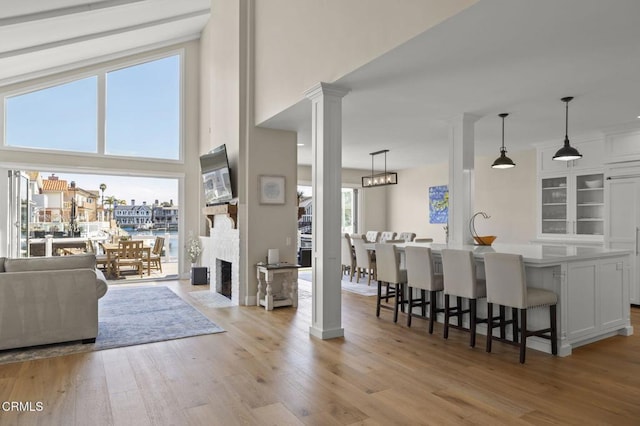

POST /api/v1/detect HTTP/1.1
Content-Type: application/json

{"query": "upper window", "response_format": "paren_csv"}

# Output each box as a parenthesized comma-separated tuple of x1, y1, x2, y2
(4, 53, 181, 161)
(106, 55, 180, 159)
(6, 77, 98, 153)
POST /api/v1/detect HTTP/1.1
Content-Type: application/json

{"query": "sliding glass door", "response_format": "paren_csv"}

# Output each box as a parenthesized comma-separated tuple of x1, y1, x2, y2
(8, 171, 30, 258)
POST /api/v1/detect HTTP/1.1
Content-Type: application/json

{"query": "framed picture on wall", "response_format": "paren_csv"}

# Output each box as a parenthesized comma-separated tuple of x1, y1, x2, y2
(429, 185, 448, 224)
(259, 175, 286, 204)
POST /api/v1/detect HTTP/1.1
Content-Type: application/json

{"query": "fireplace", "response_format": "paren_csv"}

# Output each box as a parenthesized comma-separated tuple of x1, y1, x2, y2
(216, 259, 232, 299)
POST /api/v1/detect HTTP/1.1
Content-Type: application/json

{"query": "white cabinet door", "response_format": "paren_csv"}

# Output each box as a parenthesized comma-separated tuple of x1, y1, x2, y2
(539, 171, 604, 239)
(606, 177, 640, 304)
(599, 257, 627, 329)
(565, 261, 598, 340)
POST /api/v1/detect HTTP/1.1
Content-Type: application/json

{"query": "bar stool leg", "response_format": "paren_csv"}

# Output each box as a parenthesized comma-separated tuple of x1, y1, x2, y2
(550, 304, 558, 355)
(444, 294, 450, 339)
(512, 307, 519, 343)
(429, 290, 437, 334)
(376, 281, 382, 317)
(456, 296, 463, 327)
(470, 299, 477, 348)
(393, 283, 400, 323)
(486, 302, 494, 353)
(520, 308, 527, 364)
(499, 305, 506, 339)
(421, 290, 426, 316)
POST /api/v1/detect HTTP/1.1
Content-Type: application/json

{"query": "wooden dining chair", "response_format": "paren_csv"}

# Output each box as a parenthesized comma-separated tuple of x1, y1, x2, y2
(146, 236, 165, 272)
(114, 240, 144, 278)
(87, 239, 109, 271)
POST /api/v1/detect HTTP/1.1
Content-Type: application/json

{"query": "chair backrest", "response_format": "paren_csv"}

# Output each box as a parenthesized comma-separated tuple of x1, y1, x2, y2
(365, 231, 380, 243)
(351, 234, 372, 269)
(152, 237, 165, 256)
(375, 243, 403, 284)
(86, 239, 96, 254)
(441, 249, 480, 299)
(405, 246, 440, 291)
(341, 233, 354, 266)
(483, 253, 527, 309)
(398, 232, 416, 242)
(379, 231, 397, 243)
(414, 238, 434, 243)
(118, 240, 144, 259)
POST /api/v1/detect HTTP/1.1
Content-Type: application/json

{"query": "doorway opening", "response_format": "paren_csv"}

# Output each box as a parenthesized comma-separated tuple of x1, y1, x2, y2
(9, 170, 180, 282)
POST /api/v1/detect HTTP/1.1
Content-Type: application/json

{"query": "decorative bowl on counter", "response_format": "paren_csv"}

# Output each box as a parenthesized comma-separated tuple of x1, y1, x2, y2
(473, 235, 496, 245)
(584, 179, 602, 188)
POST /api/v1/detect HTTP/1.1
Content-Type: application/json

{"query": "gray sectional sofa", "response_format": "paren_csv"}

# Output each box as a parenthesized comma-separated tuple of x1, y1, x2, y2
(0, 254, 108, 351)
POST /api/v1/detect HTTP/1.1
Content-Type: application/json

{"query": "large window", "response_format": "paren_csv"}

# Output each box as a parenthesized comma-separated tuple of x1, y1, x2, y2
(6, 77, 98, 153)
(106, 56, 180, 159)
(4, 54, 181, 160)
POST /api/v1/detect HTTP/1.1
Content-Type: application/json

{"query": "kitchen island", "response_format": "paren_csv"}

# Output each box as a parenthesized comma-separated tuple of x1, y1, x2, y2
(372, 242, 634, 356)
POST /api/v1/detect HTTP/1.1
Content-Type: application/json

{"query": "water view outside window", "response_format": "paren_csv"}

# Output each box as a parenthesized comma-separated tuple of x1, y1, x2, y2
(106, 55, 180, 159)
(5, 77, 98, 152)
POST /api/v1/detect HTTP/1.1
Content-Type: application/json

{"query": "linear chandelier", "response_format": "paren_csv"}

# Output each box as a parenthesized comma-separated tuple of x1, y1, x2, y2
(362, 149, 398, 188)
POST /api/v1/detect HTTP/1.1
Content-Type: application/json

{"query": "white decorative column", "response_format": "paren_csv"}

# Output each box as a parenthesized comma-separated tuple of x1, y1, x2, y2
(448, 113, 481, 246)
(304, 82, 349, 339)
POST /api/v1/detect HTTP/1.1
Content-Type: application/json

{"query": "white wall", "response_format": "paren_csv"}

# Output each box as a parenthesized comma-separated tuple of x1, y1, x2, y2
(253, 0, 478, 124)
(387, 149, 537, 244)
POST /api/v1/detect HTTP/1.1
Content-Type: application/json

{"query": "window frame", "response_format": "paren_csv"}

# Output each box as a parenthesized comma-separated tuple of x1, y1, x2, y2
(0, 49, 185, 163)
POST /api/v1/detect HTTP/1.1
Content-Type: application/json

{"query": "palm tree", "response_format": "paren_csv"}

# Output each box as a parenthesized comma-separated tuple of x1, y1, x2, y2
(103, 196, 117, 222)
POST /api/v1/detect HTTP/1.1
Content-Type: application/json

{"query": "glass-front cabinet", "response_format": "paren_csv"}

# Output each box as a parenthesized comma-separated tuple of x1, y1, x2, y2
(539, 171, 604, 239)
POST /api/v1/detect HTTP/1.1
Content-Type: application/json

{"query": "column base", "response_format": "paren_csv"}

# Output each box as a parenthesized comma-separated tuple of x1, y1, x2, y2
(309, 325, 344, 340)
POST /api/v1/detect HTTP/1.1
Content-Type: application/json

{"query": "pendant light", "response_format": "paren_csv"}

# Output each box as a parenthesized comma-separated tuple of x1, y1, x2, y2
(552, 96, 582, 161)
(362, 149, 398, 187)
(491, 113, 515, 169)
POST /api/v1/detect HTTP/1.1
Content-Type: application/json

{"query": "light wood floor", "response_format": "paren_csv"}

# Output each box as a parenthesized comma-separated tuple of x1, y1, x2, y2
(1, 279, 639, 426)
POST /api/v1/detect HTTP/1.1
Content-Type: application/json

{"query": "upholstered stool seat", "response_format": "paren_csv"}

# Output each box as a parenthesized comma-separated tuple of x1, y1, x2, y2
(484, 252, 558, 363)
(375, 243, 407, 322)
(405, 246, 444, 334)
(441, 249, 491, 348)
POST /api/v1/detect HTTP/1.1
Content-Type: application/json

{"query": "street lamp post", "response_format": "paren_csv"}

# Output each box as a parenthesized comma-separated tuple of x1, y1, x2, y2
(99, 183, 106, 222)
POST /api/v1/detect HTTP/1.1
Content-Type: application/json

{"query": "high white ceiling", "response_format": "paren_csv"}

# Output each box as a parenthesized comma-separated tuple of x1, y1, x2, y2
(3, 0, 640, 173)
(261, 0, 640, 171)
(0, 0, 210, 86)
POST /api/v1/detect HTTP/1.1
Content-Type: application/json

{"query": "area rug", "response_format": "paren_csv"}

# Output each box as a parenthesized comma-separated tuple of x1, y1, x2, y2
(0, 286, 224, 365)
(299, 272, 383, 296)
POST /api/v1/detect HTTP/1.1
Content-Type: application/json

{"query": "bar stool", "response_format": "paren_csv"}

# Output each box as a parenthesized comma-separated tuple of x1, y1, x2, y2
(405, 246, 444, 334)
(441, 249, 487, 347)
(484, 253, 558, 363)
(374, 243, 407, 322)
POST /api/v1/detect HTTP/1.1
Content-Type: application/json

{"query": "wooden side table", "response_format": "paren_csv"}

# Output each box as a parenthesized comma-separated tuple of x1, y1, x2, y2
(256, 263, 301, 310)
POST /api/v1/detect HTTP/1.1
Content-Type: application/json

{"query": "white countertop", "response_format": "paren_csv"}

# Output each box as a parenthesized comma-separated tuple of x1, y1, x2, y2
(366, 242, 631, 265)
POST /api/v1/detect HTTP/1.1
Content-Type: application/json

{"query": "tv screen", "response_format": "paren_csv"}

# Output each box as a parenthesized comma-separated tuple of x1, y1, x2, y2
(200, 144, 233, 205)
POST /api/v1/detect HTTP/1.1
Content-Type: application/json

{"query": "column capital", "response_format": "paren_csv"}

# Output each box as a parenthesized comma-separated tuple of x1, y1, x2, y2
(445, 112, 483, 125)
(304, 82, 350, 101)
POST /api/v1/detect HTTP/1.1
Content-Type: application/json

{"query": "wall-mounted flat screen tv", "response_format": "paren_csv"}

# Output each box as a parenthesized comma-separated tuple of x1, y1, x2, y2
(200, 144, 233, 206)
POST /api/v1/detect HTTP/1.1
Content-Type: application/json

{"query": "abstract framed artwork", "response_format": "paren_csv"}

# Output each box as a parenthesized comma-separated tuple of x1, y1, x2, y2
(429, 185, 449, 224)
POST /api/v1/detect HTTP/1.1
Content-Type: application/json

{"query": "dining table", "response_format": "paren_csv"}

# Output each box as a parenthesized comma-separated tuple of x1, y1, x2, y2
(101, 242, 152, 278)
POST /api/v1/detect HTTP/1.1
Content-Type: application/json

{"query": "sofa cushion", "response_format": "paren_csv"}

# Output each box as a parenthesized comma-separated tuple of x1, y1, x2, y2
(4, 254, 96, 273)
(0, 257, 5, 272)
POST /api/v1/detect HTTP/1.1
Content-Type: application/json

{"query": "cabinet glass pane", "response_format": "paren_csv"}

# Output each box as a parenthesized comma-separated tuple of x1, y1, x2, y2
(541, 176, 567, 234)
(576, 173, 604, 235)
